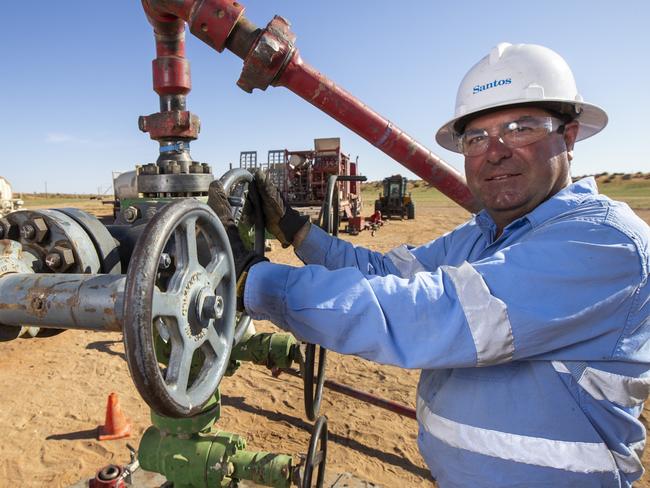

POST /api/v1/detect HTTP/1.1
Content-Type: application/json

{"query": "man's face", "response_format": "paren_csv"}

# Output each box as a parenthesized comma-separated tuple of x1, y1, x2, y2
(463, 106, 578, 231)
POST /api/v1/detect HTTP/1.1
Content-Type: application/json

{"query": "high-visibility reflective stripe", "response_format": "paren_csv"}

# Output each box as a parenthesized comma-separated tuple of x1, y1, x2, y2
(611, 443, 644, 476)
(552, 361, 646, 475)
(579, 366, 650, 408)
(386, 245, 425, 278)
(552, 361, 650, 408)
(416, 396, 617, 474)
(441, 261, 514, 366)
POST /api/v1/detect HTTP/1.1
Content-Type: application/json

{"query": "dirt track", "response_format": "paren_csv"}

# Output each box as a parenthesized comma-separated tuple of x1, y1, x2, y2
(0, 199, 649, 487)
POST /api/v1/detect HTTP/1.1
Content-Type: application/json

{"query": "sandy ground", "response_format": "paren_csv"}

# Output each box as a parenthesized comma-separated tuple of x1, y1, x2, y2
(1, 199, 649, 487)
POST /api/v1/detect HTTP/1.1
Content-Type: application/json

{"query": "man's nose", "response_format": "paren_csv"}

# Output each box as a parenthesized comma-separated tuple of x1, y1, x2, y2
(485, 136, 512, 164)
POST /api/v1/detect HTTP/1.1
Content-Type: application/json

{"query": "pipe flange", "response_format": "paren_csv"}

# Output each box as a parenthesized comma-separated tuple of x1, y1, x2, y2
(0, 240, 37, 341)
(137, 173, 213, 194)
(237, 16, 296, 93)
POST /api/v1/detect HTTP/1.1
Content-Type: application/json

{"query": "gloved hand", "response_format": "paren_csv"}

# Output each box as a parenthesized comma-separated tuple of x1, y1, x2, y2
(253, 169, 310, 248)
(207, 179, 267, 309)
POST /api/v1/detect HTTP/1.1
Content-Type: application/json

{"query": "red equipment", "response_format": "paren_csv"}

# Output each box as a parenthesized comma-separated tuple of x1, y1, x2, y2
(140, 0, 480, 213)
(268, 138, 362, 219)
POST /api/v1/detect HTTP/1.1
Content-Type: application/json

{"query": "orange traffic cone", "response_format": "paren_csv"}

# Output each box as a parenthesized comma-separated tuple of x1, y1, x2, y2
(98, 392, 131, 441)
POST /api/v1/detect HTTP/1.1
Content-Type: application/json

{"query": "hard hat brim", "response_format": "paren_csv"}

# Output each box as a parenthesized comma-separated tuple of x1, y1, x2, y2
(435, 99, 609, 153)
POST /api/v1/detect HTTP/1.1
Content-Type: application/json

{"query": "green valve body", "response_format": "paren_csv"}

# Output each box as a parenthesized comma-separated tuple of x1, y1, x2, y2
(230, 332, 297, 369)
(139, 393, 293, 488)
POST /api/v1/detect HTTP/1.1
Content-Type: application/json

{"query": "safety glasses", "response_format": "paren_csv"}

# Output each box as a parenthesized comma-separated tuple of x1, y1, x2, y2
(458, 116, 566, 157)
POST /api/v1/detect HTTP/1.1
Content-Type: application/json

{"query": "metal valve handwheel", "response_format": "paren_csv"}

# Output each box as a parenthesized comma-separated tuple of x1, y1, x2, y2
(301, 415, 328, 487)
(303, 344, 327, 421)
(123, 199, 236, 417)
(219, 168, 266, 344)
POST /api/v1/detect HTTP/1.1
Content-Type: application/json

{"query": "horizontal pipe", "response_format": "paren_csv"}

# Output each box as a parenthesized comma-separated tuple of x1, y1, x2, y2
(0, 274, 126, 332)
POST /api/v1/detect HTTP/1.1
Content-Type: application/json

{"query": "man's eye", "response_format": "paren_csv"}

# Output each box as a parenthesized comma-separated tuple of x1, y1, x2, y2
(466, 135, 486, 146)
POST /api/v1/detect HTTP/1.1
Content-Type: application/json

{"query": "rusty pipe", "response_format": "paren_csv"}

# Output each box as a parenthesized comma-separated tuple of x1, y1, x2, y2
(0, 274, 125, 332)
(143, 0, 480, 212)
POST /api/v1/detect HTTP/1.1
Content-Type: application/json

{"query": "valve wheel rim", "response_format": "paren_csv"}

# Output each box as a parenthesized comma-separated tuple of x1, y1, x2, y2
(219, 168, 266, 344)
(303, 343, 327, 421)
(123, 199, 236, 417)
(303, 415, 328, 488)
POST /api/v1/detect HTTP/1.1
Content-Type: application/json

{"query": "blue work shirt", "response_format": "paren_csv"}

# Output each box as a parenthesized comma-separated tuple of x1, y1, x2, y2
(245, 178, 650, 487)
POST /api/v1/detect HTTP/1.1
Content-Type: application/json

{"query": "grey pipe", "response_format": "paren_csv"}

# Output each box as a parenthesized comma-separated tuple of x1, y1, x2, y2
(0, 274, 126, 332)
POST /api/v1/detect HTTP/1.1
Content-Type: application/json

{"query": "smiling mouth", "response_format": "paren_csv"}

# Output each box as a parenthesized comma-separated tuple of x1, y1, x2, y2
(486, 173, 521, 181)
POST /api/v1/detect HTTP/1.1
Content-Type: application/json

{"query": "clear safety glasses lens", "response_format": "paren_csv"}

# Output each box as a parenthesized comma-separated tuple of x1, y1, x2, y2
(459, 116, 564, 157)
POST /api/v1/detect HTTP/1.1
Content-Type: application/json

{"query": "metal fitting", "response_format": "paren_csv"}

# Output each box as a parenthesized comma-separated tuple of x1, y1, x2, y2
(20, 223, 35, 240)
(45, 245, 75, 272)
(198, 292, 224, 323)
(237, 16, 296, 93)
(21, 217, 49, 243)
(158, 253, 172, 270)
(31, 218, 49, 243)
(123, 206, 140, 224)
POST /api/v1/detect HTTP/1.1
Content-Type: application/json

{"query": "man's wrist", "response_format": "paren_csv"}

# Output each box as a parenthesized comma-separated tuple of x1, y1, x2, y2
(292, 221, 311, 249)
(278, 206, 310, 248)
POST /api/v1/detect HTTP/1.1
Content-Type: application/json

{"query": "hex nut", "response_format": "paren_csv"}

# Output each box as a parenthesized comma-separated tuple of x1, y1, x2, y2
(123, 206, 140, 223)
(47, 245, 75, 272)
(30, 217, 49, 243)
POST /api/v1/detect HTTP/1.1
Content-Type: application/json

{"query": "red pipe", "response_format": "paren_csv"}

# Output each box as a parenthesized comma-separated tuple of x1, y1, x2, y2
(281, 368, 417, 420)
(142, 0, 480, 213)
(277, 54, 476, 211)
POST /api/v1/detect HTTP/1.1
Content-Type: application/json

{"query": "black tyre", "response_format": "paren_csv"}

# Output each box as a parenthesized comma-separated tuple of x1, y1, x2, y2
(406, 202, 415, 220)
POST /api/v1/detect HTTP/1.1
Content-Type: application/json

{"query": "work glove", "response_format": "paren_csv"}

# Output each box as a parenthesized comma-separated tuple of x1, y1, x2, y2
(253, 169, 310, 248)
(207, 180, 267, 310)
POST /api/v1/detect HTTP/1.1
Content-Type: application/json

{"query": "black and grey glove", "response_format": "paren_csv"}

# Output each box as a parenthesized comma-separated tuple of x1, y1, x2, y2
(207, 179, 267, 309)
(253, 169, 310, 248)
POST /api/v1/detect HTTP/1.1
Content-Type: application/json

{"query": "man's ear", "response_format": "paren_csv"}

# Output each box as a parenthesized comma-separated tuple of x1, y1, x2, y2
(563, 121, 579, 162)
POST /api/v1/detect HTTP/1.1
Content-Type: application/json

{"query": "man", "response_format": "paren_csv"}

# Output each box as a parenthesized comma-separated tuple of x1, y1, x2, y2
(209, 43, 650, 487)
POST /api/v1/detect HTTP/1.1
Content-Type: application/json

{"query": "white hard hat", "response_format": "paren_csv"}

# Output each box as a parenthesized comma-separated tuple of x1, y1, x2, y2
(435, 42, 608, 153)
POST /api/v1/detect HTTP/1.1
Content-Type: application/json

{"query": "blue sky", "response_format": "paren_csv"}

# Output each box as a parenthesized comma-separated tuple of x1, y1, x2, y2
(2, 1, 648, 194)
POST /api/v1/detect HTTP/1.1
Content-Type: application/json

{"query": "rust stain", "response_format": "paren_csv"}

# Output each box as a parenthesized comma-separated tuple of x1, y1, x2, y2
(407, 141, 418, 158)
(65, 292, 81, 310)
(312, 82, 326, 101)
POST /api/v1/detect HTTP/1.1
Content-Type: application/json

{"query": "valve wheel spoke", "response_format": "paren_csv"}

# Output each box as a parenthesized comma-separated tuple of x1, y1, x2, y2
(166, 340, 195, 395)
(206, 252, 230, 286)
(175, 216, 199, 270)
(152, 288, 183, 319)
(202, 325, 229, 368)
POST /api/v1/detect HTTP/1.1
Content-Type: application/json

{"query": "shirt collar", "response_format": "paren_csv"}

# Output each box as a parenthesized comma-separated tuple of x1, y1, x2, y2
(473, 177, 599, 238)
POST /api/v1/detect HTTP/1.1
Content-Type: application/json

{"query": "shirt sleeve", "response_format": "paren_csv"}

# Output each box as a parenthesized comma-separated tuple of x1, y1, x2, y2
(296, 224, 447, 277)
(245, 219, 644, 369)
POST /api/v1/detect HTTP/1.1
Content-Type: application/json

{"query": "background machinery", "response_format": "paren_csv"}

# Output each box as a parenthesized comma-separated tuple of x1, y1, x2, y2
(374, 175, 415, 220)
(0, 176, 23, 218)
(239, 138, 363, 230)
(0, 0, 479, 485)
